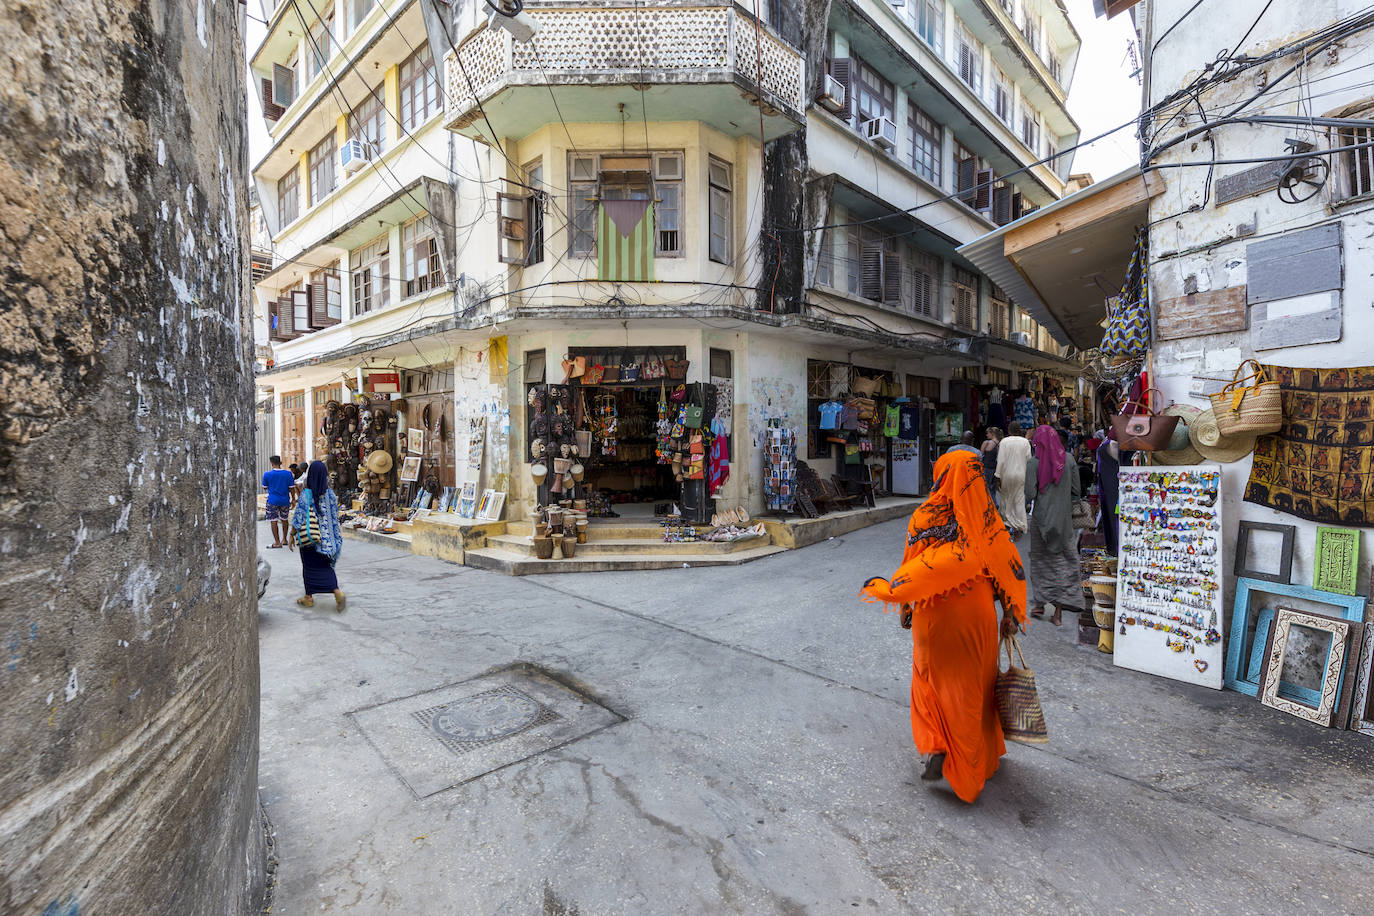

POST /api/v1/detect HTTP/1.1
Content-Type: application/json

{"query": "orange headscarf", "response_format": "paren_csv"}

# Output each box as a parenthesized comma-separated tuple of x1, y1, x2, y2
(861, 449, 1027, 618)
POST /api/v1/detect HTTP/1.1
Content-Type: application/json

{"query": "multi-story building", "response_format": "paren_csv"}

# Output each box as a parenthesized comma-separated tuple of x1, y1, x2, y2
(249, 0, 1084, 550)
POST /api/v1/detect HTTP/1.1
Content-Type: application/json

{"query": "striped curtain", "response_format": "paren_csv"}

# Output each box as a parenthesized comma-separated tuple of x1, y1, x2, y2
(598, 199, 655, 283)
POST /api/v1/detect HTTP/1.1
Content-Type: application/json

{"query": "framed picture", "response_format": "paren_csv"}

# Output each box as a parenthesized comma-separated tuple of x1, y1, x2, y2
(399, 456, 422, 482)
(1349, 599, 1374, 736)
(1258, 608, 1352, 726)
(477, 490, 506, 521)
(407, 428, 424, 455)
(1233, 521, 1296, 585)
(1314, 526, 1361, 596)
(457, 481, 478, 518)
(1224, 577, 1368, 697)
(436, 487, 455, 513)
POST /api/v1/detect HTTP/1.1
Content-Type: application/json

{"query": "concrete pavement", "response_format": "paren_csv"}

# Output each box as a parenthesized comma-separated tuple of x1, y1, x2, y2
(257, 519, 1374, 914)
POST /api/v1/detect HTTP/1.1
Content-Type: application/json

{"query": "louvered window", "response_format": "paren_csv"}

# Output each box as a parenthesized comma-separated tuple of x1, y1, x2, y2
(859, 236, 901, 305)
(1339, 124, 1374, 197)
(910, 249, 938, 317)
(953, 268, 978, 330)
(992, 69, 1012, 125)
(954, 23, 982, 95)
(990, 285, 1012, 338)
(308, 264, 342, 328)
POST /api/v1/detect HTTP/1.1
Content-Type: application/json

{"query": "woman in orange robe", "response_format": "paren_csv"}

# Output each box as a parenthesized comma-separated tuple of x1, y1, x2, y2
(861, 449, 1027, 803)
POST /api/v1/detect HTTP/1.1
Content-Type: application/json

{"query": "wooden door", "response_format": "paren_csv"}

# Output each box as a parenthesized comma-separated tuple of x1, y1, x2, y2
(280, 390, 306, 465)
(407, 391, 456, 488)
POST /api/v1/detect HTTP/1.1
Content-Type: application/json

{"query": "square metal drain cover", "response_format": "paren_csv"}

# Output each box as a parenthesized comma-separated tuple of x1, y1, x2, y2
(348, 665, 623, 798)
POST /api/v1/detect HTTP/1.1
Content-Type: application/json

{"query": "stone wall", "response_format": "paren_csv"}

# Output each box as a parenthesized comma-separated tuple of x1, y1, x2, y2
(0, 1, 263, 912)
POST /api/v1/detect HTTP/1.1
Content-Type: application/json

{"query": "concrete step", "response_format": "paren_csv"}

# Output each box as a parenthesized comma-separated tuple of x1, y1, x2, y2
(340, 525, 413, 548)
(486, 533, 769, 556)
(463, 544, 787, 576)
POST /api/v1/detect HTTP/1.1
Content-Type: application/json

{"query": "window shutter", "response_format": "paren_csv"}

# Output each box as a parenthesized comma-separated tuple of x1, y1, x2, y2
(993, 185, 1013, 226)
(272, 64, 294, 107)
(883, 251, 902, 304)
(913, 270, 932, 316)
(958, 158, 978, 204)
(261, 78, 285, 121)
(310, 281, 338, 327)
(860, 246, 884, 300)
(974, 169, 994, 211)
(497, 191, 528, 264)
(276, 296, 296, 338)
(829, 58, 853, 121)
(1011, 191, 1023, 221)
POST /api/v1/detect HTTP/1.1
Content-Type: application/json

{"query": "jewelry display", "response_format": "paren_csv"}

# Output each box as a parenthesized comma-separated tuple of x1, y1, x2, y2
(1113, 466, 1225, 689)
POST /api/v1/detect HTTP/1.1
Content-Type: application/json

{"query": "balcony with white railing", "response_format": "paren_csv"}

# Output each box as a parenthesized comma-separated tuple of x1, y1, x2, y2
(444, 2, 806, 141)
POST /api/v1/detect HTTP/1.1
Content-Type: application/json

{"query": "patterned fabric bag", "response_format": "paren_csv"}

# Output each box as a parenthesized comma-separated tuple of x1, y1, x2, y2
(1100, 228, 1150, 358)
(995, 636, 1049, 745)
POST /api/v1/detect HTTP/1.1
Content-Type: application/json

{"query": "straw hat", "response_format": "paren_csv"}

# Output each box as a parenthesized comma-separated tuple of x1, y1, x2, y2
(1153, 404, 1204, 466)
(1189, 407, 1257, 464)
(364, 449, 393, 475)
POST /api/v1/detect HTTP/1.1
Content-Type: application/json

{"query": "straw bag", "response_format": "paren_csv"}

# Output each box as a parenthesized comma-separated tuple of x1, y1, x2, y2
(1110, 389, 1179, 451)
(851, 374, 881, 397)
(665, 357, 689, 380)
(995, 636, 1049, 745)
(1209, 359, 1283, 435)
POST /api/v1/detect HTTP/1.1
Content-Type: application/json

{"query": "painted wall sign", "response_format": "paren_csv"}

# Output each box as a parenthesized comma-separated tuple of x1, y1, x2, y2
(1214, 163, 1284, 206)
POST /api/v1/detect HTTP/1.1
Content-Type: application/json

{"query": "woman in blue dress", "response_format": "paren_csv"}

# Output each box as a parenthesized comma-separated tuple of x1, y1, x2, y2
(288, 460, 346, 611)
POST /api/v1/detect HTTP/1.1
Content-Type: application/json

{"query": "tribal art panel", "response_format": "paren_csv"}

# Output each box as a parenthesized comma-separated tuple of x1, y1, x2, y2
(1245, 365, 1374, 526)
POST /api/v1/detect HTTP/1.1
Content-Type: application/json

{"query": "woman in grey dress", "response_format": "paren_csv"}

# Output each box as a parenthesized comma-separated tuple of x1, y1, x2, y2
(1024, 424, 1082, 626)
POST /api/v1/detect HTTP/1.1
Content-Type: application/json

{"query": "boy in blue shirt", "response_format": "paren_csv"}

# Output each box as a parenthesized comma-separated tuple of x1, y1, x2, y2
(262, 455, 297, 548)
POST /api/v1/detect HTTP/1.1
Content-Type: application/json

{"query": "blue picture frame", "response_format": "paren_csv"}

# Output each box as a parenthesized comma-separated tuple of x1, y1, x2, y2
(1225, 577, 1367, 697)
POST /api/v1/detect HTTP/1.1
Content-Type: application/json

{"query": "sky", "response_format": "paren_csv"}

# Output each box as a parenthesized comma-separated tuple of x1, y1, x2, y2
(1061, 0, 1143, 180)
(243, 2, 1142, 185)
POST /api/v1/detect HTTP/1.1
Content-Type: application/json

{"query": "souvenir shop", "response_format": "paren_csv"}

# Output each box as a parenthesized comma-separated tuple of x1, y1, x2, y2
(805, 360, 911, 496)
(524, 347, 731, 524)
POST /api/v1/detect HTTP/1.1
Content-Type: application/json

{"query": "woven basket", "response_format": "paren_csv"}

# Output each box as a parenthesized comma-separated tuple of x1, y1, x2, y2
(533, 536, 556, 560)
(995, 636, 1049, 745)
(1209, 359, 1283, 435)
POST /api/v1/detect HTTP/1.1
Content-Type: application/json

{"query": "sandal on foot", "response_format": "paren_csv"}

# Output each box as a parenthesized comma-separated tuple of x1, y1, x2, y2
(296, 596, 315, 608)
(334, 592, 347, 613)
(921, 753, 946, 782)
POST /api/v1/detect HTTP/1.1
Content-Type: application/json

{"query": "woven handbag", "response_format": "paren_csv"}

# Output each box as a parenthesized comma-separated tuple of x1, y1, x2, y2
(995, 636, 1049, 745)
(1209, 359, 1283, 435)
(665, 357, 689, 380)
(294, 501, 321, 548)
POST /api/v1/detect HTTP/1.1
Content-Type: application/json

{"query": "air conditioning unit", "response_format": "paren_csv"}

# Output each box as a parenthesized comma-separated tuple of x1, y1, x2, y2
(817, 74, 846, 113)
(864, 116, 897, 151)
(340, 138, 371, 174)
(1012, 331, 1032, 346)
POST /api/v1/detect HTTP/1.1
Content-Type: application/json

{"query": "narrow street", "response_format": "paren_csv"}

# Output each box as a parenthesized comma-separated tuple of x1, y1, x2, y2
(258, 520, 1374, 914)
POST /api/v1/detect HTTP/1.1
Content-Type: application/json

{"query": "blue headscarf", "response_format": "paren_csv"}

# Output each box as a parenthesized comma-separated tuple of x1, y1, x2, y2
(292, 460, 342, 564)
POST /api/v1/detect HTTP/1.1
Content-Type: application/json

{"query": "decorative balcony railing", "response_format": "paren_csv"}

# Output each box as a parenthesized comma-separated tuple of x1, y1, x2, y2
(445, 3, 806, 129)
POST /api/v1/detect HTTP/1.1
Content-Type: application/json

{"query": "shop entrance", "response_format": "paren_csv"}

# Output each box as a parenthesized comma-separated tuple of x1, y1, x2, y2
(569, 347, 687, 518)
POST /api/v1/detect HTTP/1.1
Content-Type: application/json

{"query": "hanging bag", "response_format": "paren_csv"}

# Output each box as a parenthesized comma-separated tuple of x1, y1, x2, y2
(643, 349, 666, 380)
(995, 635, 1049, 745)
(601, 353, 621, 383)
(1109, 388, 1179, 451)
(665, 356, 689, 380)
(1209, 358, 1283, 435)
(1099, 227, 1151, 358)
(1071, 498, 1095, 529)
(620, 358, 641, 382)
(584, 360, 605, 385)
(295, 499, 321, 548)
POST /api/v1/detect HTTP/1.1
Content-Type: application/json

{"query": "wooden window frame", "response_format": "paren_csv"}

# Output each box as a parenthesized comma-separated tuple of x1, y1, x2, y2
(399, 45, 440, 131)
(708, 156, 733, 265)
(952, 268, 979, 330)
(855, 61, 895, 126)
(308, 133, 336, 207)
(350, 234, 390, 317)
(908, 103, 941, 185)
(402, 214, 443, 299)
(347, 86, 387, 158)
(277, 166, 299, 226)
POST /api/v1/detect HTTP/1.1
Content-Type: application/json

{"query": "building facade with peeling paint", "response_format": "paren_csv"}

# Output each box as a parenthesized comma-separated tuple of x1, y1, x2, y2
(249, 0, 1085, 533)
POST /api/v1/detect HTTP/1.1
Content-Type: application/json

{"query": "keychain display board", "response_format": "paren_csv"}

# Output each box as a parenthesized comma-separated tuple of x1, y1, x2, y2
(762, 422, 796, 513)
(1114, 465, 1225, 689)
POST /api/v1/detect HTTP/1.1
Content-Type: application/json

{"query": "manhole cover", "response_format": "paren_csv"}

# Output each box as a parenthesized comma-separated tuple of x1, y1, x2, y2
(412, 686, 560, 755)
(348, 665, 624, 798)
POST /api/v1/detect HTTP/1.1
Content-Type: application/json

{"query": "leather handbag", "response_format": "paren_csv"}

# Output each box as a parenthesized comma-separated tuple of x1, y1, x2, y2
(665, 357, 689, 380)
(572, 355, 587, 378)
(1110, 389, 1179, 451)
(669, 384, 687, 403)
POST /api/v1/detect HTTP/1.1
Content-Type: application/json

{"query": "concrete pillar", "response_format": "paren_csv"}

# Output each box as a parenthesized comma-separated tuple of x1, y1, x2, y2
(0, 0, 264, 912)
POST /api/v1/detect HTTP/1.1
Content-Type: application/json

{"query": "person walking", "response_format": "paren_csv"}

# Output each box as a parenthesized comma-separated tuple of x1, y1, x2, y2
(1025, 425, 1082, 627)
(287, 460, 346, 611)
(980, 427, 1003, 504)
(995, 423, 1032, 535)
(261, 455, 296, 549)
(860, 450, 1026, 804)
